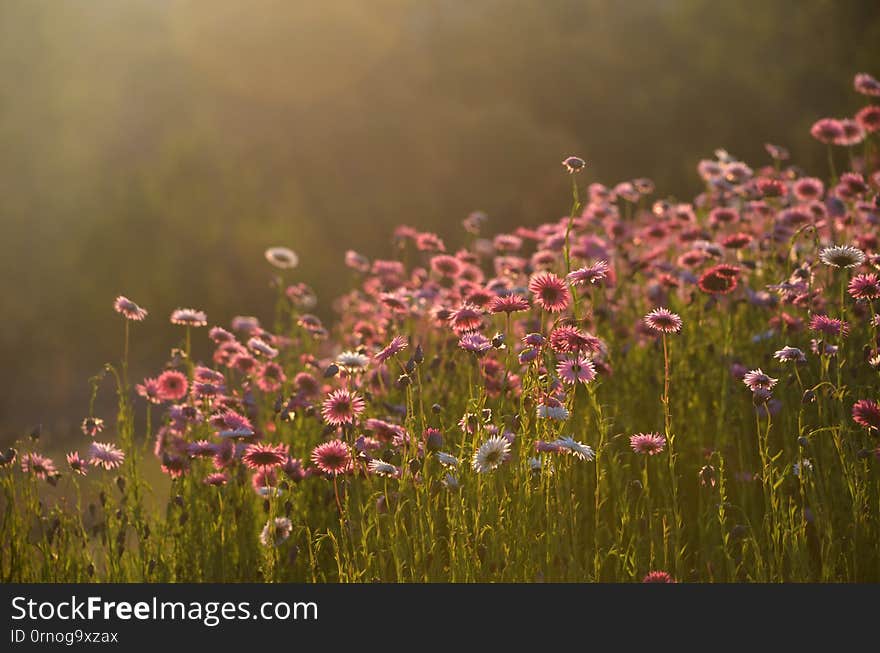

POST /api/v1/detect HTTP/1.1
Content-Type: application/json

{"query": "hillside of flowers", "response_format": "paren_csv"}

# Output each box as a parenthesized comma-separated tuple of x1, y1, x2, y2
(3, 72, 880, 583)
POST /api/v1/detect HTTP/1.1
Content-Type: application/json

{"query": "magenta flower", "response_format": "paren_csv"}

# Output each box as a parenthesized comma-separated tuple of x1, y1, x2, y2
(742, 369, 778, 392)
(556, 356, 597, 385)
(643, 308, 682, 334)
(809, 314, 849, 338)
(642, 571, 675, 583)
(567, 260, 610, 286)
(629, 433, 666, 455)
(321, 388, 366, 426)
(375, 335, 408, 364)
(852, 400, 880, 431)
(242, 443, 289, 470)
(66, 452, 89, 476)
(810, 118, 844, 144)
(81, 417, 104, 438)
(848, 273, 880, 300)
(528, 272, 571, 313)
(311, 439, 353, 476)
(488, 294, 530, 314)
(458, 332, 492, 355)
(854, 72, 880, 96)
(21, 452, 57, 480)
(156, 370, 188, 402)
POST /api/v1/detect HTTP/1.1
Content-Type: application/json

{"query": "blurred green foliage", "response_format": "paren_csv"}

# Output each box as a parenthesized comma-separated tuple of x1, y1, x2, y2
(1, 0, 879, 439)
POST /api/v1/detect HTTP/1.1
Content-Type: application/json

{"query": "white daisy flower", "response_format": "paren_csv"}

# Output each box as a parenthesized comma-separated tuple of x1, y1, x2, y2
(552, 436, 595, 461)
(367, 459, 399, 478)
(819, 245, 865, 269)
(471, 436, 512, 474)
(434, 452, 459, 469)
(336, 350, 370, 373)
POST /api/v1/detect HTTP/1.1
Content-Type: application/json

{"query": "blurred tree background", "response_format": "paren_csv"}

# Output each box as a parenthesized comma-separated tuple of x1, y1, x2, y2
(1, 0, 879, 441)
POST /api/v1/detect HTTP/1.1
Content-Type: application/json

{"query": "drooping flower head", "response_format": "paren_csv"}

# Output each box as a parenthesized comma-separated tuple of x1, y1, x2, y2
(528, 272, 571, 313)
(629, 432, 666, 455)
(367, 459, 400, 478)
(311, 439, 353, 476)
(113, 296, 148, 321)
(643, 308, 682, 334)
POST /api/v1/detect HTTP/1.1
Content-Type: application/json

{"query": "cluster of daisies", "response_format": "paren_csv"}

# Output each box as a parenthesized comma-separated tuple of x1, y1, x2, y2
(5, 71, 880, 567)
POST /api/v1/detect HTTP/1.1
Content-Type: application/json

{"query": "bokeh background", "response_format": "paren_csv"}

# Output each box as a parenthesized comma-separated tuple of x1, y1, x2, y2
(2, 0, 879, 444)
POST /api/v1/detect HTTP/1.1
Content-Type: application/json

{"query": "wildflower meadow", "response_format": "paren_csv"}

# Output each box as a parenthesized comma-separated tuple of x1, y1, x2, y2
(3, 72, 880, 584)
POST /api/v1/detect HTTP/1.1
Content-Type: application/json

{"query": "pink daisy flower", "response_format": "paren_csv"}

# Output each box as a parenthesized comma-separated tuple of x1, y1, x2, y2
(549, 325, 603, 355)
(810, 118, 843, 144)
(430, 254, 463, 278)
(209, 326, 236, 343)
(854, 72, 880, 96)
(630, 433, 666, 455)
(855, 105, 880, 133)
(567, 260, 610, 285)
(311, 439, 353, 476)
(136, 378, 162, 404)
(203, 473, 228, 486)
(257, 362, 286, 393)
(448, 304, 484, 334)
(321, 388, 366, 426)
(374, 335, 408, 364)
(20, 452, 57, 480)
(458, 333, 492, 355)
(247, 337, 279, 359)
(643, 571, 675, 583)
(792, 177, 824, 202)
(852, 400, 880, 431)
(88, 442, 125, 470)
(161, 453, 191, 478)
(113, 296, 148, 321)
(835, 119, 865, 146)
(345, 249, 370, 272)
(156, 370, 188, 402)
(743, 369, 778, 392)
(809, 314, 849, 338)
(242, 443, 289, 470)
(528, 272, 571, 313)
(211, 410, 255, 438)
(556, 356, 597, 385)
(488, 294, 530, 314)
(643, 308, 682, 334)
(698, 264, 740, 296)
(848, 273, 880, 300)
(170, 308, 207, 327)
(66, 452, 89, 476)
